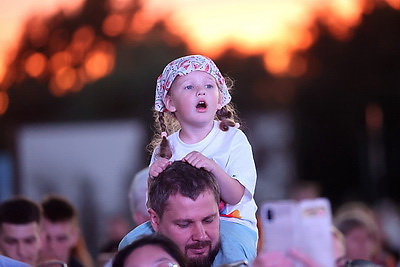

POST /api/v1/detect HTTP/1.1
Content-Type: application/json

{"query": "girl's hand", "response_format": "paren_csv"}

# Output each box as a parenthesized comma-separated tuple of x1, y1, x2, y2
(183, 151, 218, 172)
(184, 151, 245, 205)
(149, 158, 171, 178)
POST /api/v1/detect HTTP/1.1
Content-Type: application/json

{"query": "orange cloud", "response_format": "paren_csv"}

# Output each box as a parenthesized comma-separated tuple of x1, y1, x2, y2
(130, 0, 374, 76)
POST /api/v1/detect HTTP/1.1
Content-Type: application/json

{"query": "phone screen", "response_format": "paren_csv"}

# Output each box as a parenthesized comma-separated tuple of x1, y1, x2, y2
(260, 198, 334, 267)
(261, 200, 297, 252)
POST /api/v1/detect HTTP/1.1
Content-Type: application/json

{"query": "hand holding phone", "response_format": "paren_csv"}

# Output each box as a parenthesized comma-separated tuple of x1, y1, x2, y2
(260, 198, 334, 267)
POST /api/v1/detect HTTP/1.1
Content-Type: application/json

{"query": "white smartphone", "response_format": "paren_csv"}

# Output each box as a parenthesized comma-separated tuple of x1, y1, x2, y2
(260, 198, 334, 267)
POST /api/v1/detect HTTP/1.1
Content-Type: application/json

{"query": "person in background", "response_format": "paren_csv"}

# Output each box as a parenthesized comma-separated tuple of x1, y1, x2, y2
(128, 167, 150, 226)
(112, 234, 187, 267)
(40, 194, 93, 267)
(287, 180, 321, 201)
(148, 55, 258, 252)
(373, 200, 400, 266)
(120, 160, 256, 266)
(97, 215, 131, 267)
(334, 201, 397, 267)
(0, 196, 43, 266)
(98, 167, 150, 266)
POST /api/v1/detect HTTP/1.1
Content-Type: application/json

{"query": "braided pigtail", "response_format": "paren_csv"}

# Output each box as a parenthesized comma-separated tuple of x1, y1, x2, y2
(157, 112, 172, 159)
(148, 109, 181, 159)
(216, 105, 238, 131)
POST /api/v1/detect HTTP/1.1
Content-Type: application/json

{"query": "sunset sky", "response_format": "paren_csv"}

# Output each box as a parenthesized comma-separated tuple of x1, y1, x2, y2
(0, 0, 398, 114)
(0, 0, 375, 79)
(129, 0, 373, 75)
(0, 0, 84, 80)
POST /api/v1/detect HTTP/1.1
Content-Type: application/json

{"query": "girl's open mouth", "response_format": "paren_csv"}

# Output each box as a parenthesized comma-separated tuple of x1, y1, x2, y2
(196, 101, 207, 109)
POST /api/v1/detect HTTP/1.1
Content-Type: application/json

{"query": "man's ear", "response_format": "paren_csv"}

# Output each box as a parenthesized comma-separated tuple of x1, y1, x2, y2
(70, 226, 80, 246)
(164, 95, 177, 112)
(148, 208, 160, 232)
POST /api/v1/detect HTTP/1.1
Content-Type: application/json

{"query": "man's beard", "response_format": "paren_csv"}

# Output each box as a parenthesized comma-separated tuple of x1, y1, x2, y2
(185, 240, 221, 267)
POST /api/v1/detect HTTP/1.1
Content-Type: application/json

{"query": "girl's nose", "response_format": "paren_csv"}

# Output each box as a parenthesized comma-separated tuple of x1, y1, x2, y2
(197, 89, 205, 96)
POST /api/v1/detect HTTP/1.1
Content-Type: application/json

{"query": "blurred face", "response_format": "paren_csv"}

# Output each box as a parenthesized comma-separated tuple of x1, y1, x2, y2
(0, 222, 42, 265)
(150, 190, 220, 267)
(41, 219, 78, 262)
(344, 226, 374, 261)
(124, 244, 180, 267)
(165, 71, 222, 129)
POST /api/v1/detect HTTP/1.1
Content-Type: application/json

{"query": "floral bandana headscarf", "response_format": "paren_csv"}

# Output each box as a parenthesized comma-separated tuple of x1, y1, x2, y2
(154, 55, 231, 112)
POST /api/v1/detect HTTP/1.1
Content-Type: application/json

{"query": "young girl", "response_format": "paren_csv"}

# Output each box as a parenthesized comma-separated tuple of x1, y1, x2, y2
(148, 55, 258, 241)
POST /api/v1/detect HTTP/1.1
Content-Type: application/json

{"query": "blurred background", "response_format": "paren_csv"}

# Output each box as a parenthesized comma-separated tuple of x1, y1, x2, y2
(0, 0, 399, 259)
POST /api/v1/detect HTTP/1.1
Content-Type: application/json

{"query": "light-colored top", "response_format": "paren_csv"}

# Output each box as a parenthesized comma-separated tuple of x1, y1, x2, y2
(119, 220, 257, 267)
(151, 121, 258, 232)
(0, 256, 30, 267)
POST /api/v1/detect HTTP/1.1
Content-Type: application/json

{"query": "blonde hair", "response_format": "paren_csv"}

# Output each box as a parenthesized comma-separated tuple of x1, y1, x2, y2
(334, 201, 380, 258)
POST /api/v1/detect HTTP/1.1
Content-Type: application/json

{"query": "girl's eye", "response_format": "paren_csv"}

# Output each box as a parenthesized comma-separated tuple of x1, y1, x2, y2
(205, 84, 213, 89)
(184, 85, 193, 90)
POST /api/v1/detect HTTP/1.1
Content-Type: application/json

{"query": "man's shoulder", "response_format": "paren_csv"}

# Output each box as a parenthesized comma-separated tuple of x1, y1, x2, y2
(118, 220, 257, 267)
(213, 220, 257, 266)
(118, 221, 154, 250)
(0, 256, 30, 267)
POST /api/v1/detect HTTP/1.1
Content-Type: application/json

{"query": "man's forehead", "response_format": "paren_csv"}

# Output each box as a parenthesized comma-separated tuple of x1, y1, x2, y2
(0, 222, 40, 236)
(166, 190, 217, 204)
(163, 191, 218, 216)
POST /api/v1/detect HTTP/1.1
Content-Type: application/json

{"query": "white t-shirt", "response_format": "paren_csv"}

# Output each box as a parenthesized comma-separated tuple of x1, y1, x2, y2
(151, 121, 258, 232)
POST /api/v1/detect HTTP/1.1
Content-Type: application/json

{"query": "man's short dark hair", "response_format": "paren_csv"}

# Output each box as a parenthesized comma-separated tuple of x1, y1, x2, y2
(0, 196, 41, 225)
(148, 161, 220, 218)
(41, 195, 77, 223)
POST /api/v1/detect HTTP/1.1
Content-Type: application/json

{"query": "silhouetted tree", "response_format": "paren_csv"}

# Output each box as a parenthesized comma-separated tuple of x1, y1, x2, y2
(293, 4, 400, 207)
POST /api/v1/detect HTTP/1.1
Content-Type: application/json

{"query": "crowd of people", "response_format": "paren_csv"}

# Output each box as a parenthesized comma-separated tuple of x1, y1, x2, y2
(1, 55, 399, 267)
(0, 195, 93, 267)
(1, 162, 398, 267)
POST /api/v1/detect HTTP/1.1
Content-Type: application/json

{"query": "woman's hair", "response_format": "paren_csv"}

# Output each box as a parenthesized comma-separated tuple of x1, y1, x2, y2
(112, 234, 187, 267)
(333, 202, 378, 237)
(333, 201, 381, 258)
(148, 76, 240, 159)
